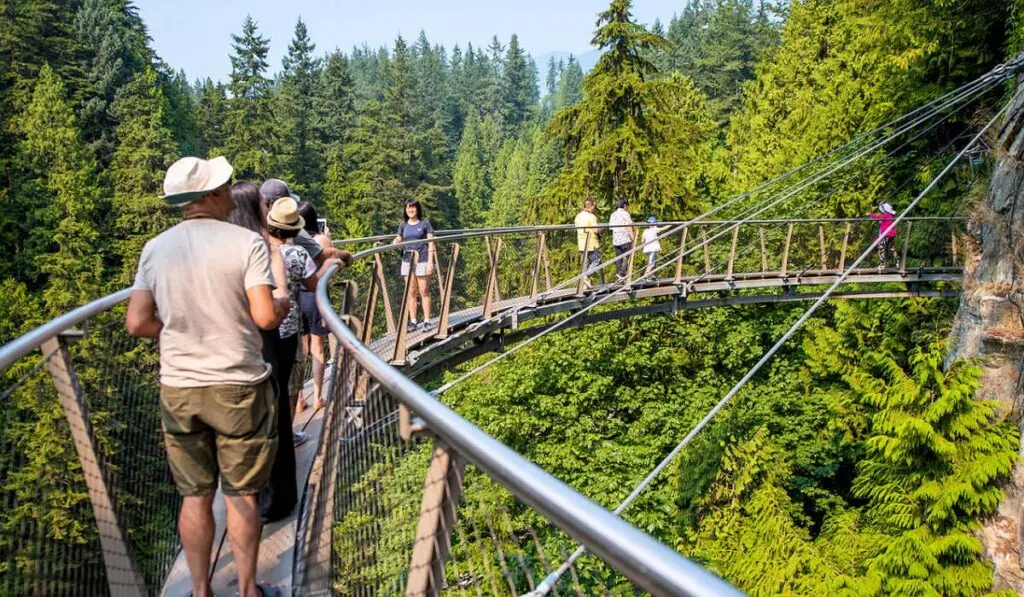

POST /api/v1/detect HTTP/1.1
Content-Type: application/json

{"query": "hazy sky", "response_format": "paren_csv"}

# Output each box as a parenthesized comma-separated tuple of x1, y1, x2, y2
(137, 0, 681, 82)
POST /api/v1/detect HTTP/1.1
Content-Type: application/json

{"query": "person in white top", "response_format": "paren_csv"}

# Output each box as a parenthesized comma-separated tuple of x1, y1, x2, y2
(641, 216, 670, 276)
(125, 156, 290, 597)
(609, 197, 634, 281)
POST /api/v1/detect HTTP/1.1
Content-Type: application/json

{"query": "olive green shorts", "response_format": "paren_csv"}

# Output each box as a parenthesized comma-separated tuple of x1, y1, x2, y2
(160, 380, 278, 497)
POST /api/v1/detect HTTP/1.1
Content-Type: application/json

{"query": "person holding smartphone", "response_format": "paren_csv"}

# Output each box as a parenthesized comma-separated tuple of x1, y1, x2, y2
(295, 201, 333, 415)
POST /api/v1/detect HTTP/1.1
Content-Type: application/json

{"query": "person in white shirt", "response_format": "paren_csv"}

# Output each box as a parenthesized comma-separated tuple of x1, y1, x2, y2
(641, 216, 670, 276)
(609, 197, 634, 282)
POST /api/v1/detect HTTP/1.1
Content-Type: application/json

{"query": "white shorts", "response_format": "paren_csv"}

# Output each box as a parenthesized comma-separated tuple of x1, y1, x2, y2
(400, 260, 430, 277)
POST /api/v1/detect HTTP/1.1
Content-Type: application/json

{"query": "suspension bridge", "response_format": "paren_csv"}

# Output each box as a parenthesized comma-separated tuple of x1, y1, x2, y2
(0, 54, 1019, 597)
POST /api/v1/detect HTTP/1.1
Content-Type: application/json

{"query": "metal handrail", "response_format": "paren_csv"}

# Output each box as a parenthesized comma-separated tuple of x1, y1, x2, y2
(334, 216, 966, 249)
(315, 264, 743, 597)
(0, 288, 132, 370)
(347, 216, 965, 260)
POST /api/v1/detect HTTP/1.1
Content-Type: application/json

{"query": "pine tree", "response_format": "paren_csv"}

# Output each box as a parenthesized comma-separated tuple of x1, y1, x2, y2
(554, 55, 584, 109)
(108, 67, 178, 285)
(317, 50, 356, 221)
(74, 0, 148, 166)
(498, 34, 537, 134)
(194, 78, 228, 156)
(17, 64, 104, 313)
(536, 0, 715, 221)
(277, 17, 321, 196)
(222, 15, 276, 178)
(488, 137, 531, 227)
(452, 110, 488, 227)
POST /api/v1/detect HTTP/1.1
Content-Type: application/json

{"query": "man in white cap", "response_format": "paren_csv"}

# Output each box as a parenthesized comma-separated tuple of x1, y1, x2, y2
(125, 156, 290, 597)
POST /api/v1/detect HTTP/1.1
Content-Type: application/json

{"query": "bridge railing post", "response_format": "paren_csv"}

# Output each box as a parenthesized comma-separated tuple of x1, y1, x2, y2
(839, 222, 851, 272)
(481, 236, 503, 319)
(781, 223, 794, 277)
(626, 230, 639, 283)
(700, 226, 711, 274)
(819, 225, 827, 271)
(726, 226, 739, 281)
(576, 231, 592, 295)
(42, 334, 147, 597)
(900, 221, 913, 274)
(674, 225, 688, 285)
(951, 222, 959, 266)
(434, 243, 459, 340)
(373, 251, 397, 334)
(392, 251, 419, 366)
(759, 225, 767, 273)
(406, 441, 465, 597)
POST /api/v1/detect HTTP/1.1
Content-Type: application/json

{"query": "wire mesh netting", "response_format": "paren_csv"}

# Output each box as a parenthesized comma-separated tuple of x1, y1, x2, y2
(0, 306, 179, 597)
(293, 324, 635, 596)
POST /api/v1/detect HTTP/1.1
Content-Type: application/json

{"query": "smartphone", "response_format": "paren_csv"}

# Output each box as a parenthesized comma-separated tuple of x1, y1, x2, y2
(317, 218, 327, 234)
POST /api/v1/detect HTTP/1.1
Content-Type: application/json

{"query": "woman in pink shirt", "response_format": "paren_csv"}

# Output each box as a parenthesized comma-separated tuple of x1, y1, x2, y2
(870, 203, 899, 270)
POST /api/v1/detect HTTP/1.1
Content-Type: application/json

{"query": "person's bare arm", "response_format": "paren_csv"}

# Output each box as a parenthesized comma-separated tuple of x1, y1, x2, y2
(247, 285, 290, 330)
(125, 290, 163, 338)
(301, 258, 343, 291)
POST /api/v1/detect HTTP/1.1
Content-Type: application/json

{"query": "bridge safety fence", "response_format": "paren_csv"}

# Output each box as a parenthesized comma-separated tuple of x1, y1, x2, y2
(295, 269, 740, 597)
(0, 292, 180, 597)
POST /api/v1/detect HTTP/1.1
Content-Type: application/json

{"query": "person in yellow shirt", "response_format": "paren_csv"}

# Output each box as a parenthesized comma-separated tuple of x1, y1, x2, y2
(574, 198, 604, 287)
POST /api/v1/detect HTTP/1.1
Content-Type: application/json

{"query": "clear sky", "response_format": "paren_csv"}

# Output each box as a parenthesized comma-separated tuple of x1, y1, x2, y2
(136, 0, 681, 82)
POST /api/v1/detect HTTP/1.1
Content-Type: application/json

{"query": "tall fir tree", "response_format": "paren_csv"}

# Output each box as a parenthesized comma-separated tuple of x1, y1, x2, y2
(277, 17, 321, 196)
(536, 0, 715, 221)
(194, 78, 228, 156)
(16, 64, 103, 313)
(222, 15, 276, 178)
(108, 66, 178, 284)
(317, 50, 356, 221)
(554, 55, 584, 109)
(498, 34, 538, 134)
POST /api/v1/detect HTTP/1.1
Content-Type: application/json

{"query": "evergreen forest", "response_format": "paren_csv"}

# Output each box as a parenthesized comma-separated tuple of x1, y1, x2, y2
(1, 0, 1023, 594)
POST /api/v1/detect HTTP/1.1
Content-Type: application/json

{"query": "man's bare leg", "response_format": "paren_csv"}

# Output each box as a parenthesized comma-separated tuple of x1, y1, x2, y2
(311, 334, 326, 410)
(180, 494, 216, 597)
(225, 494, 263, 597)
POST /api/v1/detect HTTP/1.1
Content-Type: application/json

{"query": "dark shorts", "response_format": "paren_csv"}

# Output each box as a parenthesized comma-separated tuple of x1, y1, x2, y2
(300, 290, 328, 336)
(160, 379, 278, 497)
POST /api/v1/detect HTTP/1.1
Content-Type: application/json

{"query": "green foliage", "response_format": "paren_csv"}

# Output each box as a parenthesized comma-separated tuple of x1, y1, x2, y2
(535, 0, 715, 221)
(277, 18, 321, 198)
(221, 14, 276, 179)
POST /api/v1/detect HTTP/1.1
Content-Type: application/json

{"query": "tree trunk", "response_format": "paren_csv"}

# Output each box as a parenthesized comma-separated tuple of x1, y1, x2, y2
(947, 83, 1024, 593)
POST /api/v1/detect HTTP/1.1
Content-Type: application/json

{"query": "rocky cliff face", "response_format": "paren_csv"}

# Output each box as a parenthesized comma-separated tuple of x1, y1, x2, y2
(947, 85, 1024, 592)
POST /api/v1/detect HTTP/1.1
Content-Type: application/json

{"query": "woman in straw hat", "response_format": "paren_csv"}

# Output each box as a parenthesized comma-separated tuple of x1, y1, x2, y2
(260, 196, 342, 522)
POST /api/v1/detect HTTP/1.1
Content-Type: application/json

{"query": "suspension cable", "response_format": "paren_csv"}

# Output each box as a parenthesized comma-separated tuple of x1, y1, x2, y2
(523, 81, 1019, 597)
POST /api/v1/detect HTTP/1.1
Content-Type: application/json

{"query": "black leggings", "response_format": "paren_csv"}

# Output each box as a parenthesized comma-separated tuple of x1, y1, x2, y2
(259, 330, 299, 522)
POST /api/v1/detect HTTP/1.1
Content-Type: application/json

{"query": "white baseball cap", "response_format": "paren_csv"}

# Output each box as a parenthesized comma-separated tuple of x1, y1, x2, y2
(161, 156, 233, 205)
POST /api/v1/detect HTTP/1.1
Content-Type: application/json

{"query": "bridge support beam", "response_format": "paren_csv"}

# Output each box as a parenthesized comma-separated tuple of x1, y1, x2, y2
(42, 334, 147, 597)
(674, 226, 688, 285)
(531, 232, 552, 299)
(435, 243, 459, 340)
(901, 221, 913, 274)
(482, 237, 503, 318)
(781, 223, 794, 277)
(406, 441, 465, 597)
(393, 252, 419, 366)
(373, 252, 397, 334)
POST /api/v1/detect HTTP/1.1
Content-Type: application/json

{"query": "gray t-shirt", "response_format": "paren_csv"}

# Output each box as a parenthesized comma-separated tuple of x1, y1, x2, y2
(295, 229, 324, 262)
(397, 219, 434, 263)
(133, 219, 274, 387)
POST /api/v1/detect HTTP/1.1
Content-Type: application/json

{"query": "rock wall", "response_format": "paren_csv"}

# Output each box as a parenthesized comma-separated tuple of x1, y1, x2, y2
(947, 84, 1024, 593)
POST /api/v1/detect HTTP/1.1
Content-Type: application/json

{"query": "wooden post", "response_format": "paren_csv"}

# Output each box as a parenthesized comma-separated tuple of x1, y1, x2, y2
(759, 225, 767, 273)
(838, 223, 851, 272)
(701, 226, 711, 274)
(361, 266, 381, 346)
(625, 231, 639, 283)
(391, 252, 419, 366)
(42, 335, 147, 597)
(674, 226, 688, 285)
(530, 232, 546, 299)
(951, 224, 959, 266)
(434, 243, 459, 340)
(818, 225, 827, 271)
(725, 226, 739, 281)
(406, 443, 465, 597)
(781, 223, 794, 277)
(576, 231, 592, 295)
(481, 237, 503, 319)
(373, 252, 397, 334)
(900, 221, 912, 274)
(432, 245, 445, 299)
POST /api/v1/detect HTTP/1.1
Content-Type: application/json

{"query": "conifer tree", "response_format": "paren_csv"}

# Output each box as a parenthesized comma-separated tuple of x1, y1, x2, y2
(108, 67, 178, 284)
(537, 0, 714, 220)
(317, 50, 356, 220)
(498, 34, 537, 133)
(194, 78, 228, 156)
(452, 110, 488, 227)
(160, 67, 203, 156)
(222, 15, 276, 178)
(278, 17, 321, 195)
(554, 55, 584, 109)
(488, 138, 531, 227)
(17, 64, 103, 314)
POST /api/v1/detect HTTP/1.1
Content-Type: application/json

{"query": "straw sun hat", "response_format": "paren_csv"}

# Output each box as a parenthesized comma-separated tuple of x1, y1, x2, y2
(267, 197, 305, 231)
